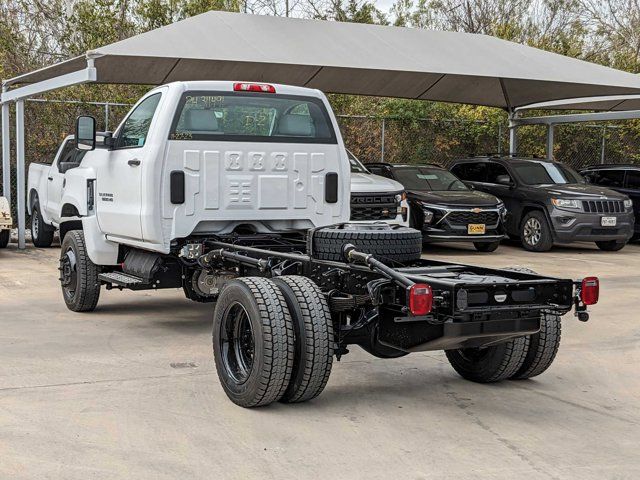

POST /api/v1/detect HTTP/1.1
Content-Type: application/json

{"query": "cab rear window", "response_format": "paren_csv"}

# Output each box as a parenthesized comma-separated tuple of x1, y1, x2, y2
(169, 92, 337, 144)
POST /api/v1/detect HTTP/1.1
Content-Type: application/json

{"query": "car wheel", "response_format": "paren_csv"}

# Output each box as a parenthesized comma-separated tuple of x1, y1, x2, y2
(473, 241, 500, 252)
(511, 312, 561, 380)
(0, 229, 9, 248)
(520, 211, 553, 252)
(31, 201, 54, 248)
(212, 277, 295, 407)
(595, 240, 626, 251)
(59, 230, 101, 312)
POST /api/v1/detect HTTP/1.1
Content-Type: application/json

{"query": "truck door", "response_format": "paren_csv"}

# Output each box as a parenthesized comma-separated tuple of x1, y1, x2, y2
(96, 92, 162, 240)
(46, 139, 74, 223)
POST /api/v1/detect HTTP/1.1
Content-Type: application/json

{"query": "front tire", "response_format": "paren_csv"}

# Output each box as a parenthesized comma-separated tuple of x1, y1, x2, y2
(595, 240, 626, 251)
(31, 201, 54, 248)
(273, 276, 334, 403)
(446, 336, 529, 383)
(474, 241, 500, 252)
(511, 312, 561, 379)
(212, 278, 295, 407)
(520, 211, 553, 252)
(0, 229, 9, 248)
(59, 230, 100, 312)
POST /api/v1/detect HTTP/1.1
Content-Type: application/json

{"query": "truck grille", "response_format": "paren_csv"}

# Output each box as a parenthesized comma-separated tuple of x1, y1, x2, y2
(446, 210, 499, 226)
(350, 193, 399, 221)
(582, 200, 625, 213)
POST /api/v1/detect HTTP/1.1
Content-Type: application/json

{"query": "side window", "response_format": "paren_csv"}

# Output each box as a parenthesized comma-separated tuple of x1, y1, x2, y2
(116, 93, 162, 149)
(625, 171, 640, 190)
(57, 140, 75, 167)
(593, 169, 625, 188)
(486, 163, 511, 184)
(451, 162, 487, 182)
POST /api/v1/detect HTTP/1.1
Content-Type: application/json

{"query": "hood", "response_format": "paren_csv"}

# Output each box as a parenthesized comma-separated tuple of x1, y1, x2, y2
(350, 172, 404, 194)
(407, 189, 501, 207)
(532, 183, 628, 200)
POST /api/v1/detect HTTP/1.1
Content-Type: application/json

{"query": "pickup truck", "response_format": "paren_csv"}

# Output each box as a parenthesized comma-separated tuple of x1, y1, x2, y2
(30, 81, 598, 408)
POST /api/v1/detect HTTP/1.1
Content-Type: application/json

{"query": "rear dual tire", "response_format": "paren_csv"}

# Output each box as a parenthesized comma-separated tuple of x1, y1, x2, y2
(212, 276, 333, 407)
(446, 312, 561, 382)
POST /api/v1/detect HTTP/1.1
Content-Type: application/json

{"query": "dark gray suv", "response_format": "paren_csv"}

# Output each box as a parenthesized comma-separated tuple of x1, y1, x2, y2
(450, 156, 634, 252)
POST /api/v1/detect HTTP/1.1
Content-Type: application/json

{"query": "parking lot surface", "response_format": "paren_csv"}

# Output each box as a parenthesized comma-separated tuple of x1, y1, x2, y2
(1, 241, 639, 479)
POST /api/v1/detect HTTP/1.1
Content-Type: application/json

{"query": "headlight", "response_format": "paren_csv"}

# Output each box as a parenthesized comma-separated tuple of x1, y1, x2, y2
(624, 199, 633, 209)
(395, 192, 407, 203)
(551, 198, 580, 209)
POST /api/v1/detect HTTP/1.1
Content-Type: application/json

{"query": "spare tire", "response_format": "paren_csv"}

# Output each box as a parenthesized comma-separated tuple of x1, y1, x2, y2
(309, 223, 423, 265)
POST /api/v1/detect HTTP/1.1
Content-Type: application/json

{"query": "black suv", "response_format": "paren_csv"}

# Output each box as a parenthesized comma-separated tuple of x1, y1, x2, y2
(450, 156, 635, 252)
(367, 163, 506, 252)
(580, 164, 640, 240)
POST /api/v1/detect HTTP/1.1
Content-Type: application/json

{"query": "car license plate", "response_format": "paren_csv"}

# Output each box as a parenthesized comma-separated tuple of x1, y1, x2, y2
(468, 224, 486, 235)
(601, 217, 617, 227)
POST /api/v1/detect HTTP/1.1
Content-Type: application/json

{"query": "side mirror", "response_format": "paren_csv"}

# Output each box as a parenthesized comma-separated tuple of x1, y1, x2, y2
(75, 115, 96, 151)
(496, 175, 514, 186)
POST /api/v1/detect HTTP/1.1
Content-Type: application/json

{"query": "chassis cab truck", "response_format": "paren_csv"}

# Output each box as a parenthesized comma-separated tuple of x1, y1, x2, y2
(46, 81, 597, 407)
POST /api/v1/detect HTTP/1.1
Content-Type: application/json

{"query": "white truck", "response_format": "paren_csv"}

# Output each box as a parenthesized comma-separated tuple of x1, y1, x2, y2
(27, 81, 598, 408)
(0, 196, 11, 248)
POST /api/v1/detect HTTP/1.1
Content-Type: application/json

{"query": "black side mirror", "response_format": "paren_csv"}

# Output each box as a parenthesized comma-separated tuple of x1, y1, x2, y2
(75, 115, 96, 151)
(496, 175, 514, 186)
(103, 131, 116, 149)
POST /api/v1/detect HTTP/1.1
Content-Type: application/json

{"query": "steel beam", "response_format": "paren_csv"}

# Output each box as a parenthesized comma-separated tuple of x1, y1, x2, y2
(15, 100, 25, 249)
(1, 100, 9, 203)
(512, 109, 640, 126)
(546, 124, 554, 160)
(1, 66, 97, 104)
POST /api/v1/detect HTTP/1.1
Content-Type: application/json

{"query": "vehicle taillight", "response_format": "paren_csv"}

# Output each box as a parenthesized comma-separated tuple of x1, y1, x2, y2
(408, 283, 433, 316)
(580, 277, 599, 305)
(233, 83, 276, 93)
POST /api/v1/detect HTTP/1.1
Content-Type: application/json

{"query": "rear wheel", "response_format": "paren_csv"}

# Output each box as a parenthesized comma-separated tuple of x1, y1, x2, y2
(520, 211, 553, 252)
(473, 241, 500, 252)
(59, 230, 100, 312)
(31, 201, 54, 248)
(212, 278, 295, 407)
(446, 336, 529, 383)
(595, 240, 626, 251)
(0, 229, 9, 248)
(511, 312, 561, 380)
(273, 276, 334, 403)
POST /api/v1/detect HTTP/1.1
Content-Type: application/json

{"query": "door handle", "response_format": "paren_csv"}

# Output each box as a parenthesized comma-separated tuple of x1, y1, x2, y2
(47, 176, 53, 181)
(128, 159, 141, 167)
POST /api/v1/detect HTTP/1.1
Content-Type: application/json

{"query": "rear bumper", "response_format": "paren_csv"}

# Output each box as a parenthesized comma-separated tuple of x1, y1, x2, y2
(550, 209, 635, 243)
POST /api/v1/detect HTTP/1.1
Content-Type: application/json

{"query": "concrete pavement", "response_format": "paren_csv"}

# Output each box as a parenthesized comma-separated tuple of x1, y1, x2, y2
(0, 241, 639, 479)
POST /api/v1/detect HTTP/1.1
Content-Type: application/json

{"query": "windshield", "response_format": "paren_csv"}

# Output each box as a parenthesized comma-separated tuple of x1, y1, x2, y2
(347, 150, 370, 173)
(170, 92, 336, 144)
(512, 161, 584, 185)
(393, 167, 468, 191)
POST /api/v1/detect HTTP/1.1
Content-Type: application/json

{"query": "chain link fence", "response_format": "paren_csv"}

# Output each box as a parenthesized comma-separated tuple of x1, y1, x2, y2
(2, 99, 640, 225)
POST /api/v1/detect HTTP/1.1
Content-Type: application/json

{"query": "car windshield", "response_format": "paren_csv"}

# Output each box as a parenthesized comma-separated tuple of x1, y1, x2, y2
(347, 150, 370, 173)
(393, 167, 468, 191)
(512, 161, 584, 185)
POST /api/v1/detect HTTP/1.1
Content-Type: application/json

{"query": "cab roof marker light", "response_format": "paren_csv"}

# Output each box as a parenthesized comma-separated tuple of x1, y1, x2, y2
(233, 83, 276, 93)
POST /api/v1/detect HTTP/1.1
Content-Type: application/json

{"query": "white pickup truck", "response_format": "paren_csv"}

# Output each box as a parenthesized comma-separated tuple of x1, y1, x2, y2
(26, 80, 597, 408)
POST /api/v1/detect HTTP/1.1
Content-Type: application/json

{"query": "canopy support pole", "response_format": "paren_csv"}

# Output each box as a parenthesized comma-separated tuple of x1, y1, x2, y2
(546, 124, 554, 160)
(2, 93, 10, 204)
(15, 100, 25, 249)
(508, 111, 518, 155)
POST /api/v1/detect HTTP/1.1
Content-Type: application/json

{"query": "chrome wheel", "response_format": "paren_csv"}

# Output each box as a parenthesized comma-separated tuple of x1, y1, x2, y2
(523, 217, 542, 246)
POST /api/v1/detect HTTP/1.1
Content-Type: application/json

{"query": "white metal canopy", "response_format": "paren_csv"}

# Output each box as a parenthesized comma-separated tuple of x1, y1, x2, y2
(6, 11, 640, 247)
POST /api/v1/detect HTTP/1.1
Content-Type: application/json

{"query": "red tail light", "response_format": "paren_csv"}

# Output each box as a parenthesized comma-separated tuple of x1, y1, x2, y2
(408, 283, 433, 316)
(233, 83, 276, 93)
(580, 277, 599, 305)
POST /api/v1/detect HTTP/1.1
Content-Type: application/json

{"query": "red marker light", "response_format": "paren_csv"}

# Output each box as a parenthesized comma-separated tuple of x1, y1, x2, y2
(233, 83, 276, 93)
(580, 277, 599, 305)
(408, 283, 433, 316)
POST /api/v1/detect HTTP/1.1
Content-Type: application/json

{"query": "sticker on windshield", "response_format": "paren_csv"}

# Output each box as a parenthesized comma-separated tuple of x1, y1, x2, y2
(417, 174, 438, 180)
